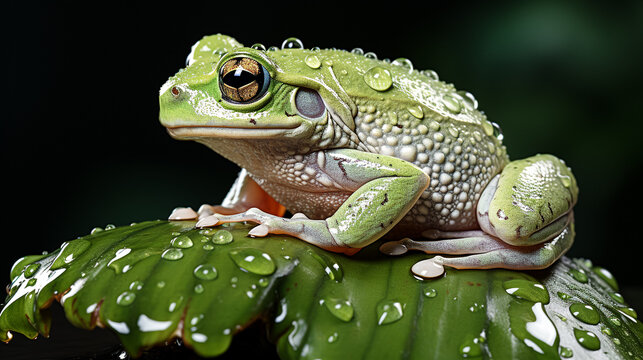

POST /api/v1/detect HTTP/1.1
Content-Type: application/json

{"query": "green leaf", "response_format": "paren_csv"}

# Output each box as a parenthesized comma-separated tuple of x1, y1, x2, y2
(1, 221, 641, 359)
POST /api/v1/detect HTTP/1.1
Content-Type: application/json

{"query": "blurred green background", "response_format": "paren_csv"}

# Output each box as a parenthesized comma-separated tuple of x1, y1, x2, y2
(3, 0, 642, 317)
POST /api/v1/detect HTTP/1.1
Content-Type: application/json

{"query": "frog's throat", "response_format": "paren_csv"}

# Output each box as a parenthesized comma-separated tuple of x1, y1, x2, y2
(166, 124, 302, 139)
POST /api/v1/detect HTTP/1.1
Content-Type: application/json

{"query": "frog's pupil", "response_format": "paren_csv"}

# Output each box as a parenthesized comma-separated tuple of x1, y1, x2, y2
(220, 57, 269, 103)
(223, 69, 261, 89)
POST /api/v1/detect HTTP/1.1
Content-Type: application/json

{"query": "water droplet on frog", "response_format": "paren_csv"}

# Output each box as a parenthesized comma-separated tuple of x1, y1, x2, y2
(50, 239, 91, 270)
(459, 336, 483, 358)
(557, 291, 572, 300)
(559, 346, 573, 358)
(376, 300, 404, 325)
(503, 279, 550, 303)
(408, 105, 424, 119)
(161, 248, 184, 261)
(411, 258, 445, 279)
(482, 121, 494, 136)
(442, 95, 462, 114)
(171, 235, 193, 249)
(491, 122, 503, 141)
(310, 46, 321, 51)
(129, 280, 143, 291)
(323, 297, 354, 322)
(194, 264, 218, 281)
(116, 291, 136, 306)
(568, 269, 588, 283)
(268, 46, 279, 52)
(212, 230, 233, 245)
(351, 48, 364, 55)
(308, 250, 343, 281)
(392, 58, 413, 73)
(281, 37, 303, 50)
(421, 69, 439, 81)
(456, 90, 479, 110)
(194, 284, 204, 294)
(592, 266, 618, 291)
(569, 302, 600, 324)
(304, 55, 321, 69)
(364, 52, 378, 60)
(229, 248, 276, 275)
(327, 332, 339, 343)
(23, 263, 41, 278)
(424, 287, 438, 298)
(251, 43, 266, 51)
(363, 66, 393, 92)
(573, 328, 600, 350)
(610, 292, 625, 304)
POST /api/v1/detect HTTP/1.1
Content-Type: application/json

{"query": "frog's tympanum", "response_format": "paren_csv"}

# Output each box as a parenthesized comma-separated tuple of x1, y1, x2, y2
(159, 35, 578, 277)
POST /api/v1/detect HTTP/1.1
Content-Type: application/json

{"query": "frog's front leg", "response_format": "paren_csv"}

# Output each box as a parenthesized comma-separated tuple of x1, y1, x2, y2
(382, 154, 578, 270)
(197, 149, 430, 255)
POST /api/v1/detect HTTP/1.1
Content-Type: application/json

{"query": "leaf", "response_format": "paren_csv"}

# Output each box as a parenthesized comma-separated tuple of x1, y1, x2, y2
(1, 221, 641, 359)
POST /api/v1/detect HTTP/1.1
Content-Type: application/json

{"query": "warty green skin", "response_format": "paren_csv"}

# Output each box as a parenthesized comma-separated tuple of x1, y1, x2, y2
(159, 34, 579, 270)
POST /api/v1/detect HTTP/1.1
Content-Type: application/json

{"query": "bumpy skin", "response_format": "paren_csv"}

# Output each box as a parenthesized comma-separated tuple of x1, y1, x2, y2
(159, 34, 579, 270)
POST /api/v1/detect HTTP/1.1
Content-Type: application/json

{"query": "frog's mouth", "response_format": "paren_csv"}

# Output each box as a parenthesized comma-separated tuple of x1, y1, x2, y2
(166, 123, 302, 139)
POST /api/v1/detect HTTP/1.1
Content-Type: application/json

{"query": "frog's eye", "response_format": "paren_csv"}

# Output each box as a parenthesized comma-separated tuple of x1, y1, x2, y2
(219, 57, 270, 103)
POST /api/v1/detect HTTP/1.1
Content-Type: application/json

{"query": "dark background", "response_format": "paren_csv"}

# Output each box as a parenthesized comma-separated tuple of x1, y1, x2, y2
(2, 1, 642, 357)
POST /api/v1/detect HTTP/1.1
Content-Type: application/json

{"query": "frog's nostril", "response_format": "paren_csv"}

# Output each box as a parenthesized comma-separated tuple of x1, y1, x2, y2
(171, 86, 181, 99)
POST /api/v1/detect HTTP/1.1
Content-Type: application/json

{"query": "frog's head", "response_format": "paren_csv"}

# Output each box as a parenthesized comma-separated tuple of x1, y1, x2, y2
(159, 35, 357, 151)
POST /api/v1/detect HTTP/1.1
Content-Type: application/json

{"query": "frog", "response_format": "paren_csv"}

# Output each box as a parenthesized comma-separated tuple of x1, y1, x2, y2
(158, 34, 578, 277)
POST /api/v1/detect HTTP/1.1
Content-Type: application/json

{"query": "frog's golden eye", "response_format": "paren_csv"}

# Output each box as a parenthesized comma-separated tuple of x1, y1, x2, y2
(219, 57, 270, 103)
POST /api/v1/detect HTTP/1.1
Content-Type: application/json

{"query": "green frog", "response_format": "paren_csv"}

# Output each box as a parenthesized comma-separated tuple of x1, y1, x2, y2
(159, 35, 578, 277)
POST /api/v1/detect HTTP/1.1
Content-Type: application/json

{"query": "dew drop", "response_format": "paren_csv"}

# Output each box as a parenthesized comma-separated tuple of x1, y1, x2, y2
(424, 287, 438, 298)
(609, 316, 622, 326)
(194, 264, 218, 281)
(568, 269, 588, 283)
(23, 263, 41, 278)
(304, 55, 321, 69)
(617, 306, 638, 320)
(327, 332, 339, 343)
(50, 239, 91, 270)
(281, 37, 303, 50)
(610, 292, 625, 304)
(116, 291, 136, 306)
(573, 328, 600, 350)
(482, 121, 494, 136)
(308, 250, 343, 281)
(258, 277, 270, 287)
(212, 230, 233, 245)
(408, 104, 424, 119)
(171, 235, 194, 249)
(267, 46, 279, 52)
(459, 336, 483, 358)
(601, 325, 613, 336)
(376, 300, 404, 325)
(27, 278, 37, 287)
(129, 280, 144, 291)
(392, 58, 413, 73)
(363, 66, 393, 92)
(194, 284, 204, 294)
(421, 69, 439, 81)
(251, 43, 266, 51)
(91, 227, 103, 234)
(105, 224, 116, 230)
(202, 244, 214, 251)
(569, 303, 600, 324)
(323, 298, 354, 322)
(491, 122, 503, 141)
(456, 90, 479, 110)
(442, 95, 462, 114)
(351, 47, 364, 55)
(592, 266, 618, 291)
(364, 52, 378, 60)
(229, 248, 276, 275)
(557, 291, 572, 301)
(503, 279, 550, 303)
(161, 248, 184, 261)
(559, 346, 573, 358)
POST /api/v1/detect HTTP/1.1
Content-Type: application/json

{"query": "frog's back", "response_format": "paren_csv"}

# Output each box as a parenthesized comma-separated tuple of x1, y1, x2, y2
(314, 50, 510, 231)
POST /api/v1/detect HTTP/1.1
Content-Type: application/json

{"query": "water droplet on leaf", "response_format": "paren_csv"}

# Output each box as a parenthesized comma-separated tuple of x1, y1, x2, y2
(161, 248, 184, 261)
(569, 303, 600, 324)
(212, 230, 233, 245)
(376, 300, 404, 325)
(503, 279, 550, 303)
(573, 328, 600, 350)
(323, 298, 354, 322)
(116, 291, 136, 306)
(194, 264, 218, 281)
(229, 248, 276, 275)
(171, 235, 193, 248)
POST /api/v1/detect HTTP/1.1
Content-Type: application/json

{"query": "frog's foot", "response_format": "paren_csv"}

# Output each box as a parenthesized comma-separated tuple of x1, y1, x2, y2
(196, 208, 359, 255)
(168, 207, 199, 220)
(380, 222, 574, 271)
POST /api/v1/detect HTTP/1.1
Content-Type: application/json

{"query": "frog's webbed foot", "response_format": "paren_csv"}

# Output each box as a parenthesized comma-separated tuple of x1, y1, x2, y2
(196, 208, 359, 255)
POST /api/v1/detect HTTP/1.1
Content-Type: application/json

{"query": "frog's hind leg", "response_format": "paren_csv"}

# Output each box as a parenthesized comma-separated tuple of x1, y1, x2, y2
(381, 220, 574, 271)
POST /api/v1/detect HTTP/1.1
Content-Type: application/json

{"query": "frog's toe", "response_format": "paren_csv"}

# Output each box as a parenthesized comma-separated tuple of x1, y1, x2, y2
(168, 207, 199, 220)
